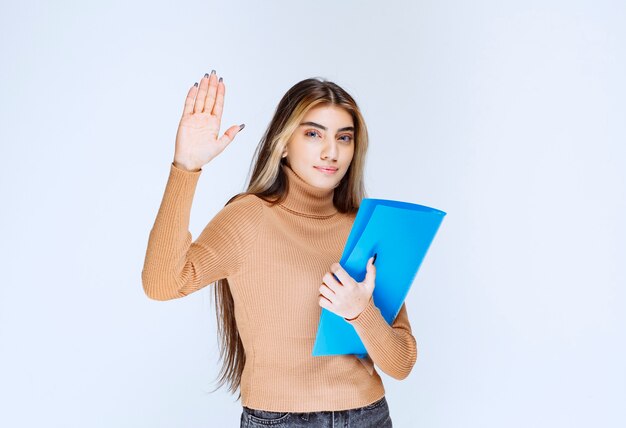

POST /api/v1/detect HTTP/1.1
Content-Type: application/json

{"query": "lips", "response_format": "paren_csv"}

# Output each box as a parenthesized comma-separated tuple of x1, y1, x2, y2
(314, 166, 338, 172)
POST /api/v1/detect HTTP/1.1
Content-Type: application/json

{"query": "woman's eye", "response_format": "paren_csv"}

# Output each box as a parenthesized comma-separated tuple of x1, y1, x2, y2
(305, 130, 352, 142)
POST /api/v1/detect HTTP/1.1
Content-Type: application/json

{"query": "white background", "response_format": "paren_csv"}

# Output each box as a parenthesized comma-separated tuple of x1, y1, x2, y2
(1, 1, 624, 427)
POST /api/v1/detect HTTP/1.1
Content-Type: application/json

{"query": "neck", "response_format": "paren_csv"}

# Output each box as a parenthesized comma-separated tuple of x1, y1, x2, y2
(279, 163, 338, 217)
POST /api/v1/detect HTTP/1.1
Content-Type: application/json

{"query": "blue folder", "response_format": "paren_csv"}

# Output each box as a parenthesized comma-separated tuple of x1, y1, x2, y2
(312, 198, 446, 358)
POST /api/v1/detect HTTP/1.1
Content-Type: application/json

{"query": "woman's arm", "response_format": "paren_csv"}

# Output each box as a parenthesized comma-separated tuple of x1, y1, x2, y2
(141, 162, 263, 300)
(345, 300, 418, 380)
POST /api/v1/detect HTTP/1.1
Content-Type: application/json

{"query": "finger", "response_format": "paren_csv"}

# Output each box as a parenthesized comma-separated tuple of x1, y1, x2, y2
(320, 280, 337, 296)
(319, 284, 335, 300)
(330, 263, 353, 287)
(203, 70, 218, 113)
(182, 82, 198, 117)
(319, 294, 332, 308)
(366, 256, 376, 276)
(212, 76, 225, 118)
(364, 257, 377, 288)
(322, 271, 342, 292)
(194, 72, 211, 114)
(217, 124, 244, 150)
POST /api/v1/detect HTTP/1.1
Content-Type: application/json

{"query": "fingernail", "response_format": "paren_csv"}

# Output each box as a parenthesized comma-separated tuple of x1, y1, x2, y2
(372, 253, 377, 264)
(219, 77, 223, 83)
(194, 82, 198, 87)
(239, 124, 245, 131)
(211, 69, 216, 75)
(204, 72, 209, 78)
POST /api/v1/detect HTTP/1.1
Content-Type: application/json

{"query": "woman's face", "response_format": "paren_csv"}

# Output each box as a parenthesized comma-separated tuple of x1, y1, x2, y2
(283, 104, 355, 190)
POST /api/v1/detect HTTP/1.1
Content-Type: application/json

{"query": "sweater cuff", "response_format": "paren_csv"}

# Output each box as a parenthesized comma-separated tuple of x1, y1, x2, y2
(160, 162, 203, 211)
(171, 161, 202, 174)
(168, 161, 202, 189)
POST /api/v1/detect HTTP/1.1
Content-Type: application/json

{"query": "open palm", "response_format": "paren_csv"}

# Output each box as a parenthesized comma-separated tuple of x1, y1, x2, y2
(173, 70, 244, 171)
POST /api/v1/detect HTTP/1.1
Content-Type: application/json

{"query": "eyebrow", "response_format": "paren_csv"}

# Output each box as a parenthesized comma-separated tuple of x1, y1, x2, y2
(299, 121, 354, 132)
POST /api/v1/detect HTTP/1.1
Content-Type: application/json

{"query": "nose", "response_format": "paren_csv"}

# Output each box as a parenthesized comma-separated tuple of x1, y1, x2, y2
(321, 139, 338, 161)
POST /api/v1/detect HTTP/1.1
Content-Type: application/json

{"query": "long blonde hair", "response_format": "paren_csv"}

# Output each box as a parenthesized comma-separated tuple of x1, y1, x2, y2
(207, 77, 370, 400)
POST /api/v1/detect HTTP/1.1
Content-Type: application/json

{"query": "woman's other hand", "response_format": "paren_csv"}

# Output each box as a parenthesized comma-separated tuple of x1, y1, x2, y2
(318, 256, 377, 320)
(172, 70, 245, 172)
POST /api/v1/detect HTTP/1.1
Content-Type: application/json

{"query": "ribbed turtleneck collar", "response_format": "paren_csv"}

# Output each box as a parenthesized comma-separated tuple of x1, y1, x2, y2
(279, 163, 338, 217)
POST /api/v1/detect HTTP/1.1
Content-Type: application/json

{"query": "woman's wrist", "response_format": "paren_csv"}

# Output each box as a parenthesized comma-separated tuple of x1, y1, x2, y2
(345, 296, 373, 321)
(172, 160, 201, 172)
(345, 309, 364, 321)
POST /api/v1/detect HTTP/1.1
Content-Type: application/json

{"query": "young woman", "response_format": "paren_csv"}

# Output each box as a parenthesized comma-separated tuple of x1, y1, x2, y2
(142, 70, 417, 427)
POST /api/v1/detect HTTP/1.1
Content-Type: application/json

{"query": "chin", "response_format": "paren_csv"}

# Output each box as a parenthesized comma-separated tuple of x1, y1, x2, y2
(310, 175, 337, 189)
(319, 183, 337, 190)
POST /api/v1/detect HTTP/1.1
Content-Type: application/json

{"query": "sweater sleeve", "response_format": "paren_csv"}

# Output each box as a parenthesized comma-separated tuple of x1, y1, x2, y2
(345, 298, 418, 380)
(141, 162, 263, 301)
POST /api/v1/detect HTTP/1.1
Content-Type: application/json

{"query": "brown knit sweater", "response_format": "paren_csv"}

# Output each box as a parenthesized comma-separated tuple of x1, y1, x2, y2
(141, 161, 418, 412)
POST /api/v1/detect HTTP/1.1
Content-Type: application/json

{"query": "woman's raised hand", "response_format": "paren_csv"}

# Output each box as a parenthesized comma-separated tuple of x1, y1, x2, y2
(172, 70, 245, 172)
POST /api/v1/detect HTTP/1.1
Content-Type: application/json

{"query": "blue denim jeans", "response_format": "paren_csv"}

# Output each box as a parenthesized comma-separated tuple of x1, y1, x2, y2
(240, 395, 392, 427)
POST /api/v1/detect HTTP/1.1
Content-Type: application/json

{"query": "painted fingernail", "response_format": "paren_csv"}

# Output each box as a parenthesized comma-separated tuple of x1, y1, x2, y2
(372, 253, 377, 264)
(239, 124, 245, 131)
(219, 77, 223, 83)
(194, 82, 198, 87)
(211, 69, 216, 75)
(204, 72, 209, 78)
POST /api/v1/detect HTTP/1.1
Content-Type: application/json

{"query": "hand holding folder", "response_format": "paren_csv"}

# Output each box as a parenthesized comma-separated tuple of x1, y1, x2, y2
(312, 198, 446, 358)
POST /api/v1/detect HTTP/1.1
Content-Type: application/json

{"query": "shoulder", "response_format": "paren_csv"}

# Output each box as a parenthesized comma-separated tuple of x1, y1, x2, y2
(224, 193, 266, 212)
(215, 193, 266, 226)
